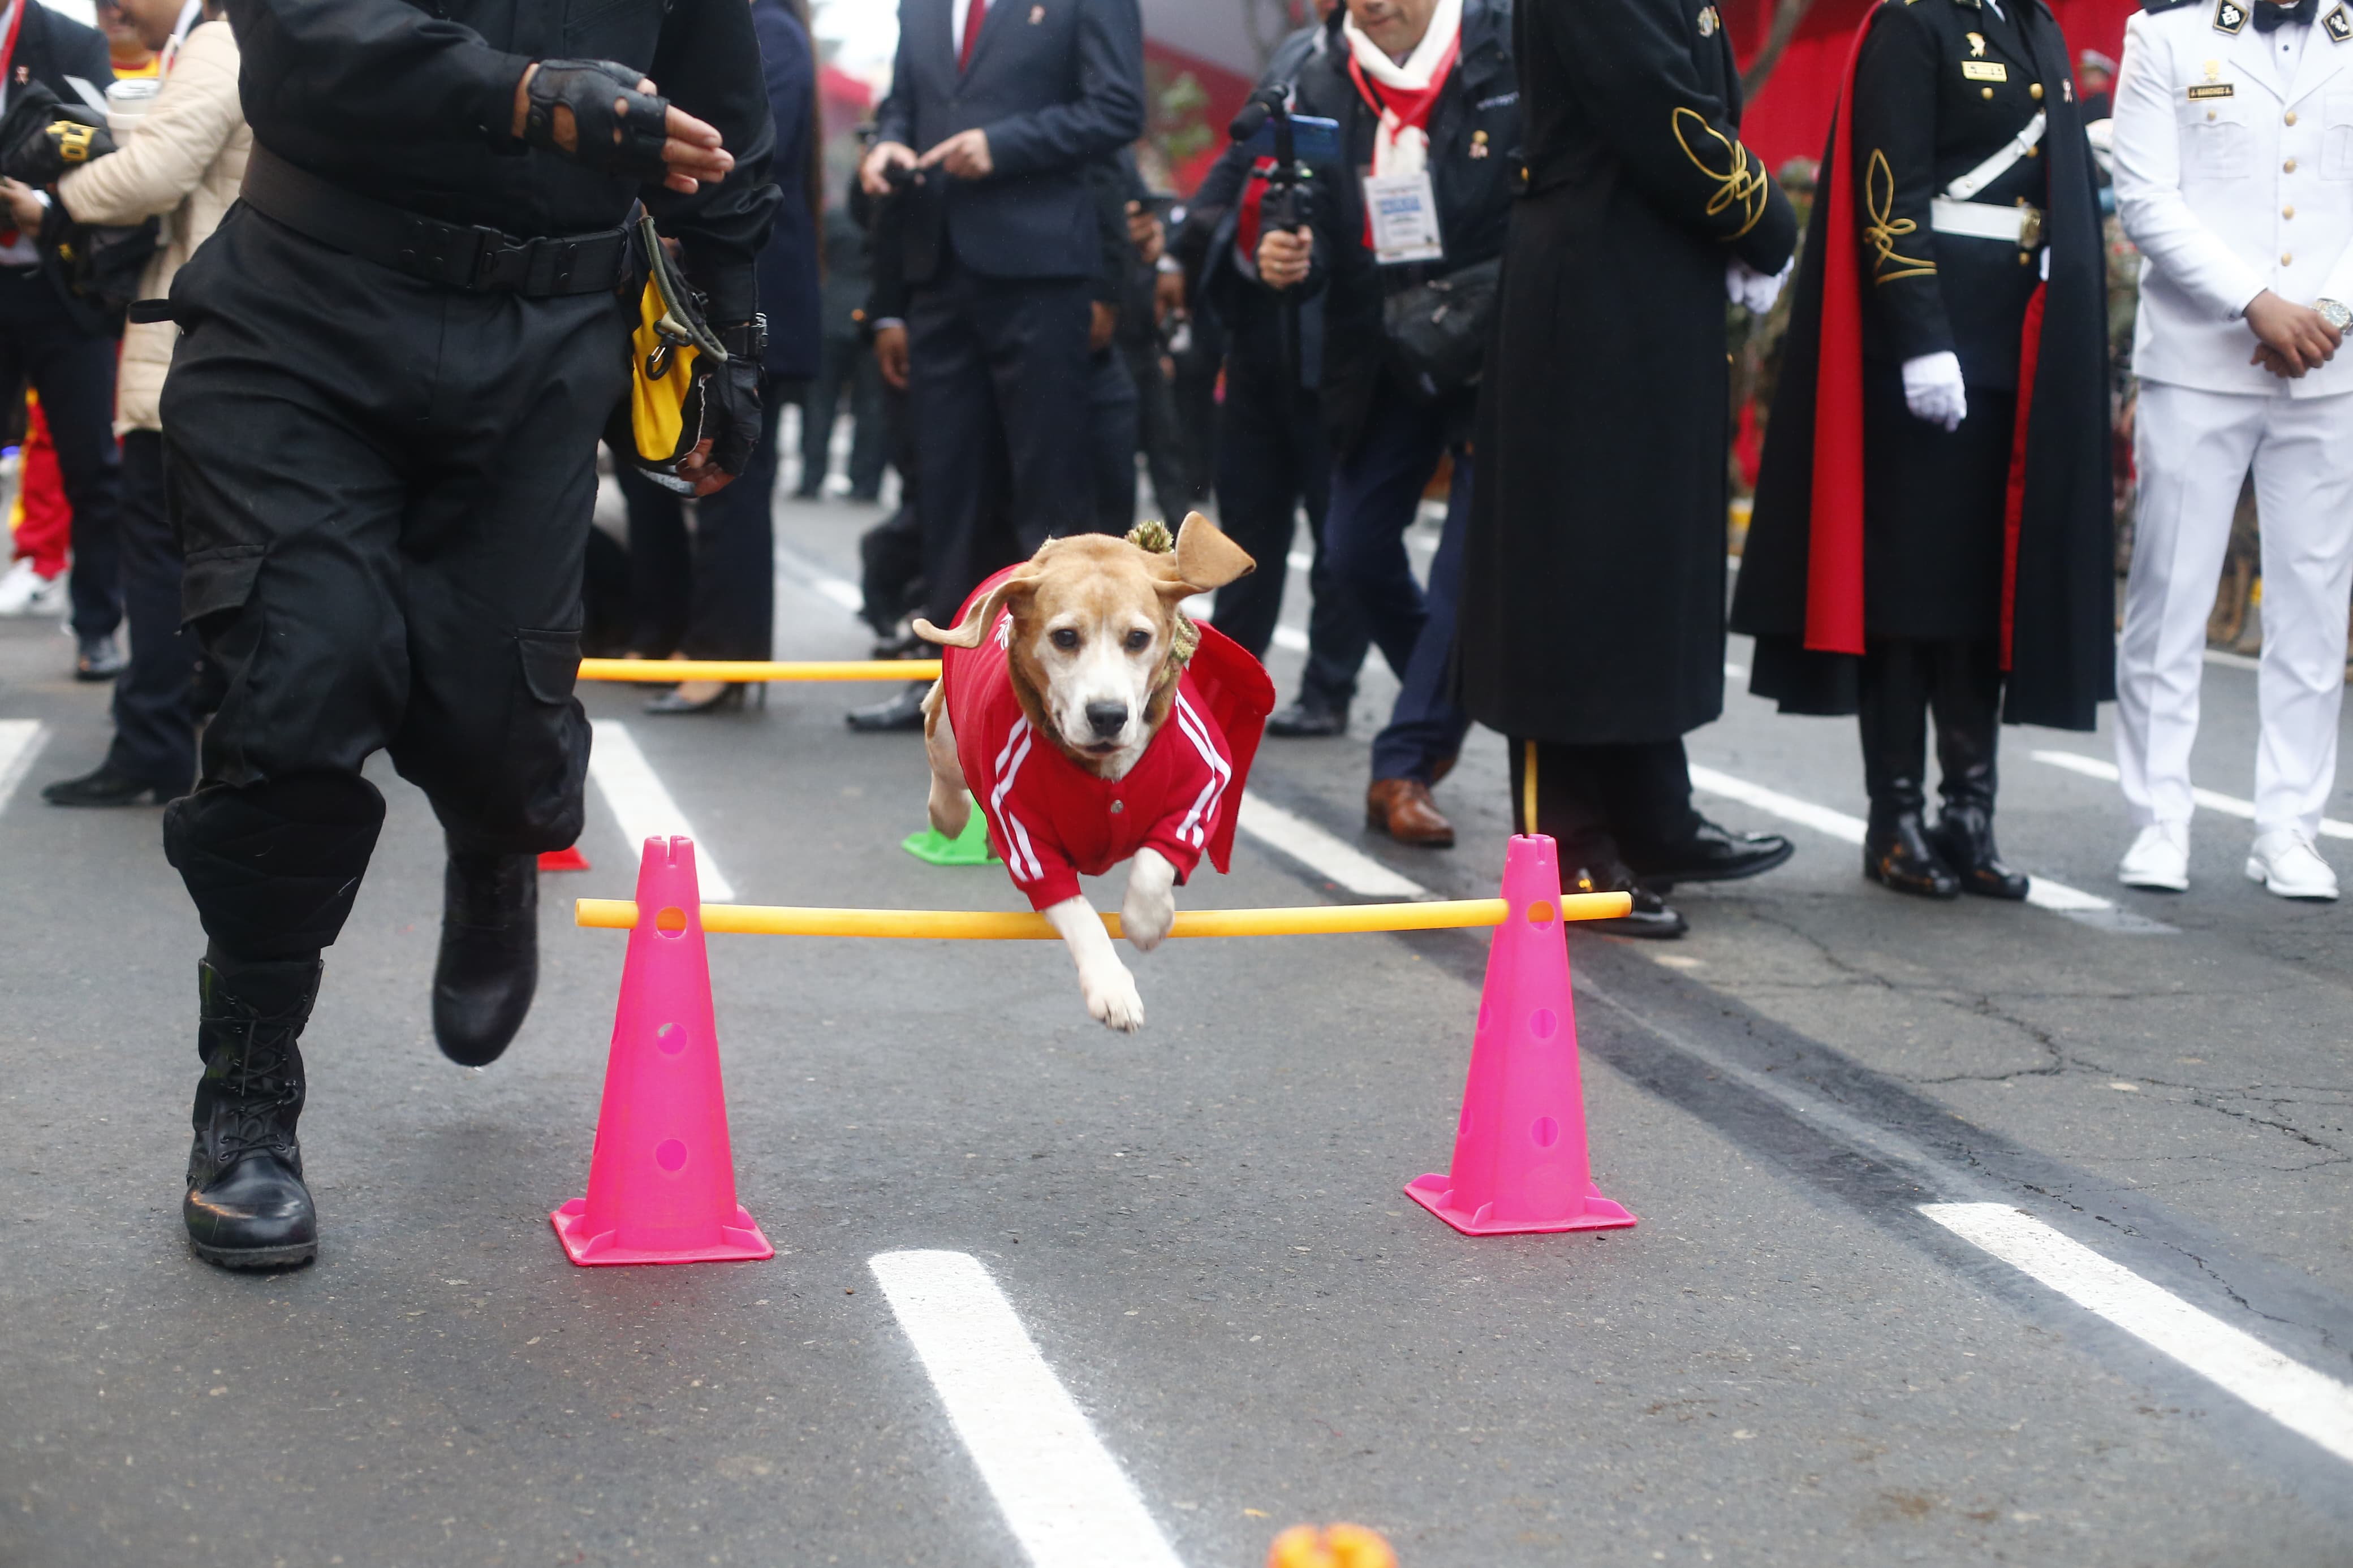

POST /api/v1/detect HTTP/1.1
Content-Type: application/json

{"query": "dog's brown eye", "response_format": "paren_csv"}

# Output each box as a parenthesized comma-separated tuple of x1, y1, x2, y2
(1124, 629, 1151, 652)
(1050, 628, 1079, 651)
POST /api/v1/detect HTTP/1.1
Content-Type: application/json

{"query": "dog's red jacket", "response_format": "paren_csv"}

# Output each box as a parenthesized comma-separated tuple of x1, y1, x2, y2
(943, 566, 1275, 912)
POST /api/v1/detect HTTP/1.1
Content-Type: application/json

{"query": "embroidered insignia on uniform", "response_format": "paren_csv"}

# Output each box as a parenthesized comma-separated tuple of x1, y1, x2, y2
(2326, 3, 2352, 41)
(8, 66, 21, 85)
(2216, 0, 2248, 31)
(2188, 81, 2235, 95)
(1968, 29, 1988, 53)
(1469, 128, 1490, 157)
(1963, 59, 2010, 79)
(1697, 5, 1720, 34)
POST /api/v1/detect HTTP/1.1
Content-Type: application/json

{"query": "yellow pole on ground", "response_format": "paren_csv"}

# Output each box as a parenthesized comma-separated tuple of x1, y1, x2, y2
(574, 893, 1632, 939)
(577, 658, 942, 683)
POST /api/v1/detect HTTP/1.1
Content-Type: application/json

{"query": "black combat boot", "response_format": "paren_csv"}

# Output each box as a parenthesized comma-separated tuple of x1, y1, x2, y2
(1859, 641, 1960, 899)
(432, 849, 539, 1066)
(185, 954, 322, 1269)
(1928, 641, 2029, 900)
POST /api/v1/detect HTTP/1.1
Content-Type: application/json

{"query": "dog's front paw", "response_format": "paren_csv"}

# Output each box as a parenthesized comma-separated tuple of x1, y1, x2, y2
(1081, 962, 1146, 1033)
(1122, 884, 1175, 952)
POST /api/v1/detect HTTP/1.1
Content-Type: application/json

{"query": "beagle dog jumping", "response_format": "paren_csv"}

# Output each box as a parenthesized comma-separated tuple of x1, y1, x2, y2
(914, 515, 1272, 1030)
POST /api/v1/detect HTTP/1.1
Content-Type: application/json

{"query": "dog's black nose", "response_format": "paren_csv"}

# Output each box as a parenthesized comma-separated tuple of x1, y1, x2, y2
(1085, 701, 1128, 738)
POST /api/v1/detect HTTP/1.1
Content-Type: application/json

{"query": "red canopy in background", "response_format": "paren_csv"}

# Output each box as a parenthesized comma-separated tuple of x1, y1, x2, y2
(1729, 0, 2137, 170)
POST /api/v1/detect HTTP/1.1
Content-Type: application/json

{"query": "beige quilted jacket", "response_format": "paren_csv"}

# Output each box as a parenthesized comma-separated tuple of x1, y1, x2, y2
(56, 19, 249, 435)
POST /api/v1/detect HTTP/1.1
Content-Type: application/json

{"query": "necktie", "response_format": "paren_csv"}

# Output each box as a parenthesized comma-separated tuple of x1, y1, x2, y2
(958, 0, 987, 71)
(2254, 0, 2315, 32)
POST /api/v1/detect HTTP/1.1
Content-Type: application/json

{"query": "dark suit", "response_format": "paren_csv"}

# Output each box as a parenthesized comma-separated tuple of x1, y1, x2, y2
(874, 0, 1144, 624)
(3, 2, 124, 652)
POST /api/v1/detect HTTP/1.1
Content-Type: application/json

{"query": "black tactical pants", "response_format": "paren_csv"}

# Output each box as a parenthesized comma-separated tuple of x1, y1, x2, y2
(157, 208, 627, 960)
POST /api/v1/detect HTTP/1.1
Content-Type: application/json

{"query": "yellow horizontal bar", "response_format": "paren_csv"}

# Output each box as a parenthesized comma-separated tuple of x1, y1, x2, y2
(574, 893, 1632, 939)
(577, 658, 942, 684)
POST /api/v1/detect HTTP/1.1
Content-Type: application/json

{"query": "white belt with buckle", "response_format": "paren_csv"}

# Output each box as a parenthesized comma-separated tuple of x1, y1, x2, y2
(1930, 196, 2042, 247)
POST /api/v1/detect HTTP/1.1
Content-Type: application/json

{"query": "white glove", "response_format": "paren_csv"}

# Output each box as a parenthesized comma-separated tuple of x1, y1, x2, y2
(1901, 350, 1968, 431)
(1726, 256, 1792, 314)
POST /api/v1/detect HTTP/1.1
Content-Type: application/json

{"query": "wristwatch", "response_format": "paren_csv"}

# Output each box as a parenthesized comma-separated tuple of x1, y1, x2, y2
(2319, 297, 2352, 332)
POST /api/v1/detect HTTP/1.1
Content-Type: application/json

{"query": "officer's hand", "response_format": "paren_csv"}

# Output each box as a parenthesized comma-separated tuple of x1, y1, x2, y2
(1257, 226, 1311, 290)
(873, 322, 910, 391)
(0, 179, 43, 235)
(512, 63, 730, 193)
(1154, 267, 1184, 326)
(861, 140, 917, 197)
(1127, 200, 1165, 265)
(919, 129, 993, 181)
(1900, 350, 1968, 433)
(2246, 289, 2339, 378)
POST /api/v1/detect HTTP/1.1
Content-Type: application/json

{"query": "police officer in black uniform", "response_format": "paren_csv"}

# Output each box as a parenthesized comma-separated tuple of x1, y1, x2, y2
(161, 0, 778, 1268)
(1734, 0, 2111, 901)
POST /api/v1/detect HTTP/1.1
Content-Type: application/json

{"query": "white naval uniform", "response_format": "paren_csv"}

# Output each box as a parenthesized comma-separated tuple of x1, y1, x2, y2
(2112, 0, 2353, 838)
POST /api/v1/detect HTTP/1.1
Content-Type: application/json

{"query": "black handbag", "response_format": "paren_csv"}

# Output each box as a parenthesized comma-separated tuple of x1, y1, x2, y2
(1382, 256, 1500, 402)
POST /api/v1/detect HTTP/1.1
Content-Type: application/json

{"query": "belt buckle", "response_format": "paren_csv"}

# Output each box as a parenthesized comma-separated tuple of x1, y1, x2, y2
(2016, 201, 2044, 254)
(469, 224, 525, 290)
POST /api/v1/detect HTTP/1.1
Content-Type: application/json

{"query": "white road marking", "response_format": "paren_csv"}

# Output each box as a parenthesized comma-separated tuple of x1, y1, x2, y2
(585, 719, 736, 900)
(2031, 749, 2353, 841)
(1272, 625, 1308, 653)
(774, 538, 867, 614)
(1685, 763, 2169, 930)
(1237, 793, 1430, 899)
(869, 1251, 1186, 1568)
(1724, 662, 1748, 680)
(1921, 1203, 2353, 1468)
(0, 720, 46, 815)
(2204, 647, 2260, 672)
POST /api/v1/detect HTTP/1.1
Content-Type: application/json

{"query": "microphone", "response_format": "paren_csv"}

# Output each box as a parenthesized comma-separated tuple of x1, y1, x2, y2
(1228, 86, 1285, 144)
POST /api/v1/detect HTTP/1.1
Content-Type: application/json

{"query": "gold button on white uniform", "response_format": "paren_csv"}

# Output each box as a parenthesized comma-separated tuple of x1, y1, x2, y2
(2285, 205, 2296, 218)
(2286, 109, 2299, 125)
(2286, 157, 2299, 171)
(2283, 251, 2295, 265)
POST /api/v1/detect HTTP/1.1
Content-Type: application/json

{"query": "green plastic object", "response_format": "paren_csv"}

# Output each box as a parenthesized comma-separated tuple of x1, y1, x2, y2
(902, 802, 999, 866)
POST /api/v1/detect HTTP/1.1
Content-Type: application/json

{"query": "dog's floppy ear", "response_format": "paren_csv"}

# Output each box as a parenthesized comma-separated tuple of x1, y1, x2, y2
(913, 572, 1042, 649)
(1154, 512, 1255, 597)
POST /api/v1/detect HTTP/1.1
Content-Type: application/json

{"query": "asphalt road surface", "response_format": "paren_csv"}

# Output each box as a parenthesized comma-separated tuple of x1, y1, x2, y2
(3, 469, 2350, 1568)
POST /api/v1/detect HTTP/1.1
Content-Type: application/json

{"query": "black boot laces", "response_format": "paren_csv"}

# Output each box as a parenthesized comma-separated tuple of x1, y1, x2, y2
(196, 998, 309, 1169)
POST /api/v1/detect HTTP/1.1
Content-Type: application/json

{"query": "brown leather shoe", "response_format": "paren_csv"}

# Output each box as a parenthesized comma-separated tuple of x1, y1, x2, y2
(1366, 777, 1456, 848)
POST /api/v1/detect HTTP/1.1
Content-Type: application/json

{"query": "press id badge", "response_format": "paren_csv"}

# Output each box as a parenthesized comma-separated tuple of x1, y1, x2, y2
(1363, 169, 1444, 265)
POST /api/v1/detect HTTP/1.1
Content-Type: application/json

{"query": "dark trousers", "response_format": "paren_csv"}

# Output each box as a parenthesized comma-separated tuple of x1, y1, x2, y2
(157, 209, 620, 959)
(1325, 382, 1472, 781)
(858, 381, 925, 637)
(0, 269, 121, 640)
(908, 259, 1092, 626)
(106, 429, 195, 787)
(1509, 736, 1700, 874)
(799, 330, 886, 496)
(683, 379, 784, 660)
(618, 457, 688, 655)
(1119, 335, 1195, 524)
(1089, 344, 1140, 535)
(1209, 357, 1364, 710)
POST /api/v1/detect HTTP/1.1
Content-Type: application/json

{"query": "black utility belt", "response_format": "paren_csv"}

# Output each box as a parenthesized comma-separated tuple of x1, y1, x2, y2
(239, 144, 630, 298)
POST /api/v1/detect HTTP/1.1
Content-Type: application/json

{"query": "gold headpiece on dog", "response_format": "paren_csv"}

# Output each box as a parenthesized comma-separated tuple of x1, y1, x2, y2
(1126, 520, 1201, 668)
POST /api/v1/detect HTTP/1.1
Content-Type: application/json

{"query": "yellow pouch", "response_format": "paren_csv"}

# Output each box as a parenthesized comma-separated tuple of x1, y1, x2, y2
(611, 213, 729, 491)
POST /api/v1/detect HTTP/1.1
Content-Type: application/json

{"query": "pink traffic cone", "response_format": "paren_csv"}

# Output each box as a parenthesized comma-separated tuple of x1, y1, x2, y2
(1405, 834, 1636, 1237)
(550, 836, 773, 1265)
(538, 845, 592, 872)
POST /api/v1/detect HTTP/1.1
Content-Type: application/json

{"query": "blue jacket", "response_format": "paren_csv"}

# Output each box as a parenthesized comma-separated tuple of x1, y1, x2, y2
(751, 0, 820, 379)
(874, 0, 1144, 281)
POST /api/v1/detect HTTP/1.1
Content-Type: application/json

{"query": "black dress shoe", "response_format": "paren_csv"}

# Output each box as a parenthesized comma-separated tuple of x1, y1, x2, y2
(1566, 860, 1688, 939)
(1864, 809, 1962, 899)
(42, 762, 180, 806)
(185, 955, 321, 1269)
(1632, 818, 1794, 890)
(75, 632, 125, 681)
(432, 850, 538, 1066)
(846, 684, 928, 733)
(1930, 803, 2029, 900)
(645, 683, 748, 715)
(1266, 696, 1347, 738)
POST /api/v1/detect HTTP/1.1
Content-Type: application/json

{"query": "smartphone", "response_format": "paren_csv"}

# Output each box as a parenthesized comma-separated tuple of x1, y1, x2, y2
(1236, 113, 1341, 163)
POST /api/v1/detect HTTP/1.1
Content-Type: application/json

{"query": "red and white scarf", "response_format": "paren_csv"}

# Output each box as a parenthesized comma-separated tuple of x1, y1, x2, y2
(1342, 0, 1463, 178)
